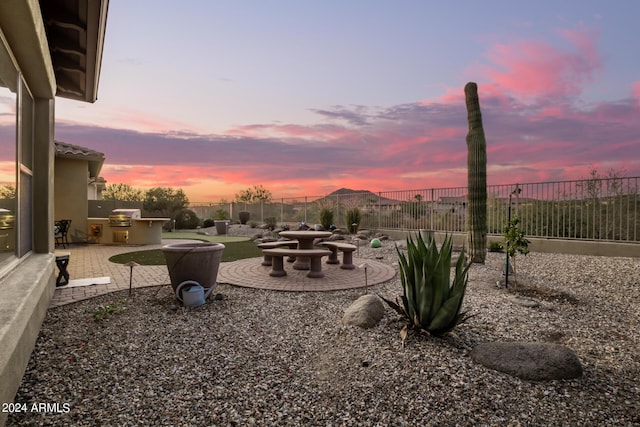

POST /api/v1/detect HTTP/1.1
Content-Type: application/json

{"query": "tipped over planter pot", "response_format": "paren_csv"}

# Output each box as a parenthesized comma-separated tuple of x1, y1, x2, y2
(161, 242, 225, 302)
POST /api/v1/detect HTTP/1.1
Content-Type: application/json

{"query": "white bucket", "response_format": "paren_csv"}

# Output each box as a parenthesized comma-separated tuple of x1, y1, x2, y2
(178, 280, 206, 307)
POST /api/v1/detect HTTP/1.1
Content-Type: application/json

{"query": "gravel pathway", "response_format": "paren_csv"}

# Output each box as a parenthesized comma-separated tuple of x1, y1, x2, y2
(8, 239, 640, 426)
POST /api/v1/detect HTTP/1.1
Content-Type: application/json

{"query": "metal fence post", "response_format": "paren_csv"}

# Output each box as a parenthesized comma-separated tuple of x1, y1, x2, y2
(378, 192, 382, 230)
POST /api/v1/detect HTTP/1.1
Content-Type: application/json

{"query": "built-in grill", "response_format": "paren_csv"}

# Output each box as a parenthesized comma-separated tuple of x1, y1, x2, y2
(89, 208, 168, 245)
(108, 209, 141, 227)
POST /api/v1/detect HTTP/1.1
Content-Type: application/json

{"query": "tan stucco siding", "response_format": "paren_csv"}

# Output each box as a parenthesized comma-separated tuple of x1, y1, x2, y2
(54, 158, 90, 243)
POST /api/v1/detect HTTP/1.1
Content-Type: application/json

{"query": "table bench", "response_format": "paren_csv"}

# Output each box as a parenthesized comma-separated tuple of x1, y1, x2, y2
(257, 240, 299, 266)
(261, 248, 331, 278)
(317, 242, 357, 269)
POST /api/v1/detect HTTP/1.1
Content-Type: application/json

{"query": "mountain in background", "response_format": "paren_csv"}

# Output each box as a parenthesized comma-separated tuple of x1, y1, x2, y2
(323, 188, 400, 205)
(326, 188, 376, 197)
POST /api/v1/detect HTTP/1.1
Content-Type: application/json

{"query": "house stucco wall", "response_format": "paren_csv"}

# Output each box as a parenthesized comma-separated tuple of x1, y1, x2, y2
(55, 157, 90, 243)
(0, 2, 57, 425)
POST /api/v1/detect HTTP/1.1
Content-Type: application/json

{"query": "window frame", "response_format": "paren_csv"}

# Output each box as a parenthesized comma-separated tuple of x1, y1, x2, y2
(0, 28, 34, 271)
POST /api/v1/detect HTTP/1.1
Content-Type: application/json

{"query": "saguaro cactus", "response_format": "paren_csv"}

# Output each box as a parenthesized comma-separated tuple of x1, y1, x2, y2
(464, 82, 488, 263)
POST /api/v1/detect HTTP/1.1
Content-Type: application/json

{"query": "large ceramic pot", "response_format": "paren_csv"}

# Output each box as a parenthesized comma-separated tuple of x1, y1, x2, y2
(161, 242, 225, 301)
(214, 220, 229, 234)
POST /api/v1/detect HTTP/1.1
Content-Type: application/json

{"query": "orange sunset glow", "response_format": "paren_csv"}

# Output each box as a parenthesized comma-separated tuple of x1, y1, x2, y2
(48, 2, 639, 202)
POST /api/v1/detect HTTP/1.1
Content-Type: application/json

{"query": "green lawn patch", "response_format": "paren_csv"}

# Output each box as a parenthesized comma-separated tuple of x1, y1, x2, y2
(109, 240, 262, 265)
(161, 232, 249, 243)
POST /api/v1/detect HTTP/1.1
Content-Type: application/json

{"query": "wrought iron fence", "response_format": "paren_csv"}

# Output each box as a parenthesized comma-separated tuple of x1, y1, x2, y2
(190, 176, 640, 242)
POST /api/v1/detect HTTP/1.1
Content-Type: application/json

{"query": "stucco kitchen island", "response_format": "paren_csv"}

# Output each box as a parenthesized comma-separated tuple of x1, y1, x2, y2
(87, 209, 169, 245)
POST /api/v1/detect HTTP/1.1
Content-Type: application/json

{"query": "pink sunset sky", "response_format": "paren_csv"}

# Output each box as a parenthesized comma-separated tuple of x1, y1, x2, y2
(52, 1, 640, 202)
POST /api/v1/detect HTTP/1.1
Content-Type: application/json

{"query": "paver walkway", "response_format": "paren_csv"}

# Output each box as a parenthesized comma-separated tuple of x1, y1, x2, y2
(51, 240, 397, 308)
(51, 241, 190, 308)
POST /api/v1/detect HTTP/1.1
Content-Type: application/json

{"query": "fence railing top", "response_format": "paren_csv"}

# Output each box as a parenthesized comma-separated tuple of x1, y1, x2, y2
(189, 176, 639, 206)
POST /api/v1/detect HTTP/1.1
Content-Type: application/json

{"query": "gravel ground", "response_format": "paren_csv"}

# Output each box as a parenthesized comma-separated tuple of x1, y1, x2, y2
(8, 236, 640, 426)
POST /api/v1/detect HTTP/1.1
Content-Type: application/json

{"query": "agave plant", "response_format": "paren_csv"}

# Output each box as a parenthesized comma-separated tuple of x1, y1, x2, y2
(381, 233, 471, 339)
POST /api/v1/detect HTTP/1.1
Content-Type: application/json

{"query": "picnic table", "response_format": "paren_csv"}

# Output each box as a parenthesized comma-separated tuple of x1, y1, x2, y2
(278, 230, 331, 270)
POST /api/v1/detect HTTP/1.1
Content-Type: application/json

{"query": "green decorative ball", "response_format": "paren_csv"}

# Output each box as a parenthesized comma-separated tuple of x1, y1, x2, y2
(370, 238, 382, 248)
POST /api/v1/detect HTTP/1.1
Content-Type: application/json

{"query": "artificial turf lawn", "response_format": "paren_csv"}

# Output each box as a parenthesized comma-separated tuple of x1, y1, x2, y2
(161, 232, 250, 243)
(108, 240, 262, 265)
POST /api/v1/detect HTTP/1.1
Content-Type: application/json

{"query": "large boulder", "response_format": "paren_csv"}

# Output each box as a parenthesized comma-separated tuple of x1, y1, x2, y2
(342, 295, 386, 328)
(470, 341, 583, 381)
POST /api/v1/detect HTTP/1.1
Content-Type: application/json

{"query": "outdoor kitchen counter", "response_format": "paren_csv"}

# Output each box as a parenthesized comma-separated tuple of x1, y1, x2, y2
(87, 217, 170, 245)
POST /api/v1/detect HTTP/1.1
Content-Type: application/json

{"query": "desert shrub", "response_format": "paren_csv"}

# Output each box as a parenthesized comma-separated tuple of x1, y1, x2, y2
(203, 218, 215, 228)
(174, 209, 200, 229)
(319, 208, 334, 230)
(214, 209, 229, 220)
(239, 211, 250, 224)
(488, 241, 503, 252)
(264, 217, 277, 231)
(503, 216, 530, 285)
(346, 207, 361, 233)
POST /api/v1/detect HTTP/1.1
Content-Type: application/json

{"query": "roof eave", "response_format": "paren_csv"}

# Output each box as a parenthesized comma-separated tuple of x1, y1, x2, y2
(41, 0, 110, 103)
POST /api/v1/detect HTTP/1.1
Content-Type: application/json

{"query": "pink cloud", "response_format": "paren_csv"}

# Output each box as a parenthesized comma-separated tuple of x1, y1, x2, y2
(479, 26, 602, 102)
(228, 122, 358, 147)
(535, 106, 565, 118)
(51, 41, 640, 204)
(633, 81, 640, 105)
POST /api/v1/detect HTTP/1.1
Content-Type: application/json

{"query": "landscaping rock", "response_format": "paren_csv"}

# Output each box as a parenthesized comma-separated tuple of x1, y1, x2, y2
(255, 236, 277, 244)
(510, 295, 541, 308)
(342, 295, 386, 328)
(353, 238, 369, 246)
(470, 341, 583, 381)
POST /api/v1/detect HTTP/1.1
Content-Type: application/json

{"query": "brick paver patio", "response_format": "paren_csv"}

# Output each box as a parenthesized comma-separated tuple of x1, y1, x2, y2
(218, 256, 396, 292)
(51, 240, 396, 308)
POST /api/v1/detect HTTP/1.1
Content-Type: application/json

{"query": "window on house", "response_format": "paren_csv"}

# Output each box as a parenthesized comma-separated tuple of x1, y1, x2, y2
(18, 78, 33, 256)
(0, 34, 18, 266)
